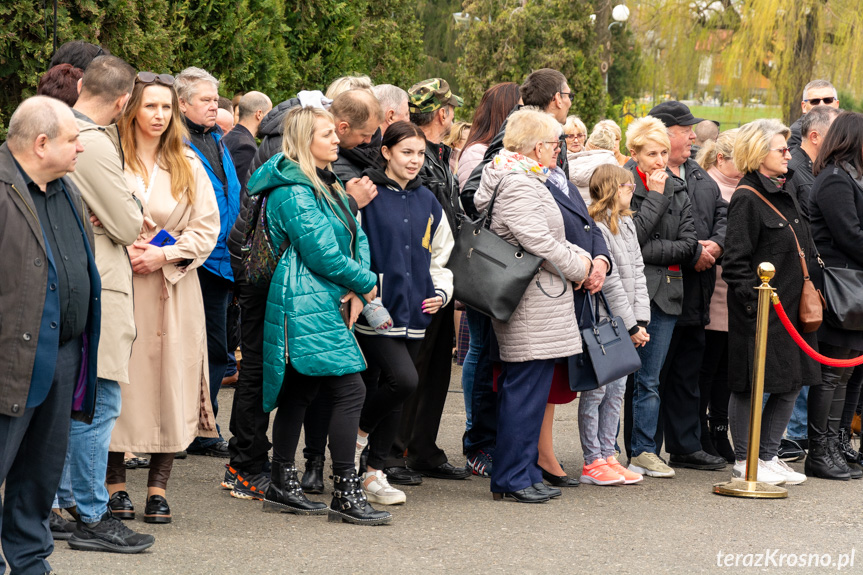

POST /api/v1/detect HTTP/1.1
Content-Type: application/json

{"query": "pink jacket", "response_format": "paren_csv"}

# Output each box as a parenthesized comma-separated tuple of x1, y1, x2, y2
(706, 166, 740, 332)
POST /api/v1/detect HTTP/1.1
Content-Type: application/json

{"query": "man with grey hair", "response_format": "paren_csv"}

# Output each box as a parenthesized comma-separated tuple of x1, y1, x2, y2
(176, 66, 241, 459)
(372, 84, 409, 135)
(692, 119, 719, 158)
(789, 79, 840, 149)
(788, 104, 841, 219)
(223, 91, 272, 188)
(0, 96, 101, 574)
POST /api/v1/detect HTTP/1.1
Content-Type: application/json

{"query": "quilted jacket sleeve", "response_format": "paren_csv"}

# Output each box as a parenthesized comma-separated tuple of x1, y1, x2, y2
(271, 185, 376, 295)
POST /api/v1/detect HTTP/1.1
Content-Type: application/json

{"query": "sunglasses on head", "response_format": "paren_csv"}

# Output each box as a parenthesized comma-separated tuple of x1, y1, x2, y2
(804, 96, 836, 105)
(136, 72, 175, 86)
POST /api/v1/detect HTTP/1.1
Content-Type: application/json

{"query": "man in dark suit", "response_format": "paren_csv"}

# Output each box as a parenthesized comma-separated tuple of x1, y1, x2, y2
(223, 91, 272, 188)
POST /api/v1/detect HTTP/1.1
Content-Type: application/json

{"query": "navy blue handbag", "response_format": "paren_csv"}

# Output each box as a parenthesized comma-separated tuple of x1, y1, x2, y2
(568, 291, 641, 392)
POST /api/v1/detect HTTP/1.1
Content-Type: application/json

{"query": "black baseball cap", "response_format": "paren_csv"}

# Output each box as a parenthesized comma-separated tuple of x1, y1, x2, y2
(648, 101, 705, 127)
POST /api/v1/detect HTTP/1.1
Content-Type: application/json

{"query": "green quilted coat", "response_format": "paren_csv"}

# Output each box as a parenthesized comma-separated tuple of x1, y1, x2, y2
(247, 154, 376, 412)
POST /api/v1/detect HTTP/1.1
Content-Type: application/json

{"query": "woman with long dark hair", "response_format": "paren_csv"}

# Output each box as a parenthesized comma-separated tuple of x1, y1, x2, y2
(806, 111, 863, 480)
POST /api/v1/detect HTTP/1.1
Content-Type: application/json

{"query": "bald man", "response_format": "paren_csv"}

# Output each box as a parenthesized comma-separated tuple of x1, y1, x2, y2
(223, 91, 272, 188)
(0, 96, 102, 575)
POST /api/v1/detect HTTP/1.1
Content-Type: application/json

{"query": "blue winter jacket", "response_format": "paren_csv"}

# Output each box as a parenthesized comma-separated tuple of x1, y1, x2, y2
(247, 155, 376, 412)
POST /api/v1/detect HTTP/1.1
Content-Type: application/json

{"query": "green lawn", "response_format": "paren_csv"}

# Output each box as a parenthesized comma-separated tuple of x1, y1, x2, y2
(688, 105, 783, 131)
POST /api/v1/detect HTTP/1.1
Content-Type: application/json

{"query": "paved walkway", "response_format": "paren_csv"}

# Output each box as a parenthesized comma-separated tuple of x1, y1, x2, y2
(48, 366, 863, 574)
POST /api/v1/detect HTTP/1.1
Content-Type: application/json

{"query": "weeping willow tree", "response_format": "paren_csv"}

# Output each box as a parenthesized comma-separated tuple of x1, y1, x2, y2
(634, 0, 863, 124)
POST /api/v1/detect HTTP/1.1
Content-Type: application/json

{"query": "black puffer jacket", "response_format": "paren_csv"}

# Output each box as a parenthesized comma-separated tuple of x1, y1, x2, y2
(226, 97, 299, 269)
(420, 140, 462, 234)
(332, 138, 382, 184)
(459, 105, 570, 219)
(677, 159, 728, 326)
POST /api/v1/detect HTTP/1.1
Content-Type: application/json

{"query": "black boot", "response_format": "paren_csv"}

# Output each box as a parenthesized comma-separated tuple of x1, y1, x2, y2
(828, 437, 862, 479)
(709, 422, 736, 464)
(804, 437, 850, 480)
(700, 421, 720, 458)
(838, 428, 862, 465)
(300, 455, 325, 494)
(263, 460, 328, 515)
(328, 471, 392, 525)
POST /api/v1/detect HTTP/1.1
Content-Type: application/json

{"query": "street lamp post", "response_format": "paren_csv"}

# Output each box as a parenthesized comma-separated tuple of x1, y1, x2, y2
(602, 3, 630, 94)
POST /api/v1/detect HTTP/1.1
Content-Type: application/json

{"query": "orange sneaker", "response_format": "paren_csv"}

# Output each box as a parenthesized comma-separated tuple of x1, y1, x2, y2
(580, 459, 625, 485)
(606, 456, 643, 484)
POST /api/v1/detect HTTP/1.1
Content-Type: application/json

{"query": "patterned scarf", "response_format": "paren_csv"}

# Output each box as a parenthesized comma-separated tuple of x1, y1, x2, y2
(492, 149, 550, 178)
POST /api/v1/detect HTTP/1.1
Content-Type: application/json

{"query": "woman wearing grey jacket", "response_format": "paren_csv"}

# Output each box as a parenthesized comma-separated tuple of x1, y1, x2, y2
(578, 164, 651, 485)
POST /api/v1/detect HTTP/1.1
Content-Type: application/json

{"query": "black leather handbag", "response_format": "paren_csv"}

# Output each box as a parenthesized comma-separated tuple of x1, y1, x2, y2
(447, 175, 567, 322)
(823, 266, 863, 331)
(568, 291, 642, 392)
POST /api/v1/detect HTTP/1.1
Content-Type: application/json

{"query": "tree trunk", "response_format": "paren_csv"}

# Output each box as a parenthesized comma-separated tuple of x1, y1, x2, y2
(782, 7, 818, 126)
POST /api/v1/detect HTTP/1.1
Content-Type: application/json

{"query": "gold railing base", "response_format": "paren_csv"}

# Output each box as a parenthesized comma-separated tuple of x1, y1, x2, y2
(713, 478, 788, 499)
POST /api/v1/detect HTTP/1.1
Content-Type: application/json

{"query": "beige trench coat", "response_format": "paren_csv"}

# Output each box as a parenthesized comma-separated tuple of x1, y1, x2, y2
(474, 164, 591, 362)
(109, 150, 221, 452)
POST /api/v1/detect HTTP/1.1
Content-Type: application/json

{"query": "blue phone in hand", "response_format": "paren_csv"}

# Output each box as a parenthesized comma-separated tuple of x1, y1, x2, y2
(149, 229, 177, 247)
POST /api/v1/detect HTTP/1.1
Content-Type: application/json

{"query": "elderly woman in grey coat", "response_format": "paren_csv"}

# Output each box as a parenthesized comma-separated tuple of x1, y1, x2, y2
(474, 108, 592, 503)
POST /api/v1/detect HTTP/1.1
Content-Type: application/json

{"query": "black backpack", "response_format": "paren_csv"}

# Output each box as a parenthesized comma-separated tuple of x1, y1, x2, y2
(240, 192, 288, 288)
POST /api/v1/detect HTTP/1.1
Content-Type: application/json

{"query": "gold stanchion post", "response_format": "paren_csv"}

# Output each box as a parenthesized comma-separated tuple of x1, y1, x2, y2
(713, 262, 788, 499)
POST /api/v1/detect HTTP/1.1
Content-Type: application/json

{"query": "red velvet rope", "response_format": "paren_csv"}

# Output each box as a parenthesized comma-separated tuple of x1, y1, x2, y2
(773, 299, 863, 367)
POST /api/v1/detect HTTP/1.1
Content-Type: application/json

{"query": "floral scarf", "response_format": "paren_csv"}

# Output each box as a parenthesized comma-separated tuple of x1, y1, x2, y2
(492, 149, 550, 178)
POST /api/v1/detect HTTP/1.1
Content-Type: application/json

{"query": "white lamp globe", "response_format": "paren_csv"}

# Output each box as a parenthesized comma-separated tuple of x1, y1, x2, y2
(612, 4, 630, 22)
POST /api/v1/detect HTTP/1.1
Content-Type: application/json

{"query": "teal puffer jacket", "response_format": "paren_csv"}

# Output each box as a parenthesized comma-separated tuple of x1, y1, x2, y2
(247, 154, 376, 412)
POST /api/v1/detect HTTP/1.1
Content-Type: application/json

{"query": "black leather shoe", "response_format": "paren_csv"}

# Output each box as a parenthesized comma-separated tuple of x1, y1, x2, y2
(540, 467, 580, 487)
(669, 450, 726, 470)
(805, 437, 850, 480)
(186, 439, 229, 458)
(828, 438, 862, 479)
(108, 491, 135, 521)
(382, 466, 423, 485)
(492, 485, 549, 503)
(300, 455, 325, 494)
(532, 482, 562, 499)
(778, 438, 806, 462)
(328, 472, 392, 525)
(411, 462, 470, 480)
(838, 428, 862, 465)
(143, 495, 172, 524)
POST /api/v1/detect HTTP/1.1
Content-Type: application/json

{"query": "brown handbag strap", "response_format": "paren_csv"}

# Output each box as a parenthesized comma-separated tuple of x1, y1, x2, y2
(738, 184, 811, 280)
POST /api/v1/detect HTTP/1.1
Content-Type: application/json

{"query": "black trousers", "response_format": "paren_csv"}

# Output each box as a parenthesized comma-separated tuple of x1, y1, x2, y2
(227, 277, 272, 474)
(809, 342, 859, 441)
(387, 310, 455, 469)
(654, 324, 706, 454)
(272, 366, 365, 476)
(698, 329, 731, 426)
(0, 338, 79, 575)
(195, 268, 233, 444)
(356, 335, 421, 470)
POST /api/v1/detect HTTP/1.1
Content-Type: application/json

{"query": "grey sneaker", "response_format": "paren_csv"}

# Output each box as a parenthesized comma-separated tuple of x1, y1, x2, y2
(628, 452, 675, 478)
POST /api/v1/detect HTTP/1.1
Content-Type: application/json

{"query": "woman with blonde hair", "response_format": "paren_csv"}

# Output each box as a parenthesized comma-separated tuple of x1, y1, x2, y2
(246, 105, 391, 524)
(564, 115, 588, 157)
(695, 129, 742, 462)
(107, 72, 221, 523)
(568, 123, 618, 204)
(722, 119, 814, 486)
(596, 119, 630, 166)
(474, 108, 593, 503)
(576, 164, 651, 485)
(443, 121, 471, 172)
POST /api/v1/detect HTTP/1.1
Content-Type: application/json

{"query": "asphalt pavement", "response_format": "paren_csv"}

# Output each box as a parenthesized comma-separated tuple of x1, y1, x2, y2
(47, 365, 863, 574)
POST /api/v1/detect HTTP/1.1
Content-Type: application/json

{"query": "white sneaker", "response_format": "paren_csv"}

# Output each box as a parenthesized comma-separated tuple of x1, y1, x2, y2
(362, 470, 406, 505)
(763, 456, 807, 485)
(354, 436, 368, 473)
(732, 459, 786, 485)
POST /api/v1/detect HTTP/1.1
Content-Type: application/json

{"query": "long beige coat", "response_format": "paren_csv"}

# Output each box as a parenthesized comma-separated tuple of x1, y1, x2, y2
(474, 164, 591, 362)
(109, 150, 220, 452)
(67, 118, 143, 384)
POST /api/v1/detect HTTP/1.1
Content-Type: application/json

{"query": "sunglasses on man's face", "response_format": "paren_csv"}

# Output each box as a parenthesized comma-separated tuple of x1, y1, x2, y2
(804, 96, 836, 105)
(136, 72, 175, 86)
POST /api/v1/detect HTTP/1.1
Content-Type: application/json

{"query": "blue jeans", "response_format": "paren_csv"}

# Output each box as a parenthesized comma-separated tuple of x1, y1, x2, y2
(52, 379, 122, 523)
(462, 308, 497, 456)
(460, 308, 483, 431)
(630, 304, 678, 457)
(785, 387, 808, 441)
(579, 377, 627, 463)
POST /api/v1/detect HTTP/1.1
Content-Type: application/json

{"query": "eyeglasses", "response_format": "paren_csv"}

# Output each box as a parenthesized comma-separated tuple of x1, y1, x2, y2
(565, 133, 587, 141)
(542, 140, 562, 150)
(559, 91, 572, 100)
(804, 97, 836, 105)
(770, 147, 791, 156)
(618, 183, 636, 190)
(136, 72, 175, 86)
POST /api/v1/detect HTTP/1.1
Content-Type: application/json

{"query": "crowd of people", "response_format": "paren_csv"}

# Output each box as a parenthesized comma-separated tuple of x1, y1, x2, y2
(2, 37, 862, 571)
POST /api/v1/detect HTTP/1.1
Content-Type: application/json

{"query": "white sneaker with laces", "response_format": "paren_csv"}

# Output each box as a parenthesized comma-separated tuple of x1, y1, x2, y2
(732, 459, 786, 485)
(362, 470, 406, 505)
(764, 456, 807, 485)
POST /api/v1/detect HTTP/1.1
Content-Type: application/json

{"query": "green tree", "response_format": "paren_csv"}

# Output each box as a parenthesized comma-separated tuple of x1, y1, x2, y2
(457, 0, 606, 126)
(416, 0, 463, 96)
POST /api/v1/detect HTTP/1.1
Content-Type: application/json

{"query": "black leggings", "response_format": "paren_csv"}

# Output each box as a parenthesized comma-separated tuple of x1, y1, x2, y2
(356, 335, 421, 470)
(698, 330, 731, 426)
(272, 366, 365, 476)
(809, 342, 860, 440)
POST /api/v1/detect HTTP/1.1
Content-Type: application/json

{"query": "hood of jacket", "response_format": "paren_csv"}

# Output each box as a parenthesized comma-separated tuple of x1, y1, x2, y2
(246, 153, 314, 198)
(257, 97, 301, 138)
(568, 149, 618, 187)
(363, 166, 421, 190)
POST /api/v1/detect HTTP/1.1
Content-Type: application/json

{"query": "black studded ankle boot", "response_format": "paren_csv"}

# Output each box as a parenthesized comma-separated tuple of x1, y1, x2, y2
(709, 422, 736, 464)
(300, 455, 325, 494)
(328, 471, 392, 525)
(263, 460, 328, 515)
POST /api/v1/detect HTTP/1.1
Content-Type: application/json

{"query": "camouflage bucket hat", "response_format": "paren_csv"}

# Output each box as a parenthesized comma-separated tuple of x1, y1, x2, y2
(408, 78, 463, 113)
